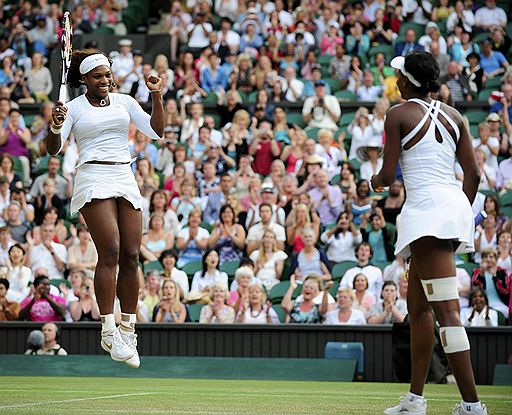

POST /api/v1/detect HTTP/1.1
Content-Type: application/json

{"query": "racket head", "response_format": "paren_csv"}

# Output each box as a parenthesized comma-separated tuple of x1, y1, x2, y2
(59, 11, 73, 104)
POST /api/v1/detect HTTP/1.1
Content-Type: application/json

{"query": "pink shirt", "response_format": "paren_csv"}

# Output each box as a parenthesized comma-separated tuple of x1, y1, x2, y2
(20, 294, 65, 322)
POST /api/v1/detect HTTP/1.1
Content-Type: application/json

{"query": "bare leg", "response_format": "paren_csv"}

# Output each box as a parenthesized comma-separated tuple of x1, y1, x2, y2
(80, 199, 120, 314)
(116, 197, 142, 314)
(407, 259, 435, 396)
(410, 237, 479, 402)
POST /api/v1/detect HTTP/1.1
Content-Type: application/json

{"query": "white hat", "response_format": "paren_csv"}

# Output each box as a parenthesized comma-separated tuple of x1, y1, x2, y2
(261, 182, 275, 193)
(118, 39, 132, 47)
(390, 56, 421, 87)
(356, 137, 384, 161)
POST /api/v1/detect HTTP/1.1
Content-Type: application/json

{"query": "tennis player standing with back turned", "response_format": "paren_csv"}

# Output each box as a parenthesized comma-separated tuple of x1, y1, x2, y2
(371, 51, 486, 415)
(45, 50, 164, 368)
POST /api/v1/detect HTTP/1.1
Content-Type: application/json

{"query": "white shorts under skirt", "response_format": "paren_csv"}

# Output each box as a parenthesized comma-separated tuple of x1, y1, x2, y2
(70, 163, 143, 215)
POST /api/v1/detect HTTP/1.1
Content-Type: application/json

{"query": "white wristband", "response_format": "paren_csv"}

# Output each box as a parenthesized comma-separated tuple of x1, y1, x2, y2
(50, 125, 62, 134)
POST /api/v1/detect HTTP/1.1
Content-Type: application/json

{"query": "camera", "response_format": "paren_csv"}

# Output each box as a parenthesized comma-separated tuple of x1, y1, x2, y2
(319, 98, 324, 106)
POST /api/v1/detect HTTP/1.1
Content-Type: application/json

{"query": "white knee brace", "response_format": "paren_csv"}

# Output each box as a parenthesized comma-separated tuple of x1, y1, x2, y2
(421, 277, 459, 302)
(439, 326, 470, 354)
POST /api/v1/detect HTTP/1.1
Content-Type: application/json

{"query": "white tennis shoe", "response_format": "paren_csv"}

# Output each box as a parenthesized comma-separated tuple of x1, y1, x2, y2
(100, 329, 134, 362)
(118, 327, 140, 369)
(384, 396, 427, 415)
(452, 403, 487, 415)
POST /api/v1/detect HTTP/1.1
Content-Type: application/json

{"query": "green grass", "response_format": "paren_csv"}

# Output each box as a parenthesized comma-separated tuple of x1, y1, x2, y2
(0, 377, 510, 414)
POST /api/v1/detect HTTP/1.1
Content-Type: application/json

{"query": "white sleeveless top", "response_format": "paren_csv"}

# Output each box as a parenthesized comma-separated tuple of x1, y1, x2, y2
(394, 98, 474, 258)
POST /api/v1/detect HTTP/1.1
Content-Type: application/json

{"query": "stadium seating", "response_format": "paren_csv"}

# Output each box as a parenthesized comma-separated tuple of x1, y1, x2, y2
(325, 341, 365, 376)
(332, 261, 357, 281)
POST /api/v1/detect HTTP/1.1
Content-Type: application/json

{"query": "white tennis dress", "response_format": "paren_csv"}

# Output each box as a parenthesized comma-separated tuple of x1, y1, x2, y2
(58, 93, 161, 215)
(394, 98, 474, 258)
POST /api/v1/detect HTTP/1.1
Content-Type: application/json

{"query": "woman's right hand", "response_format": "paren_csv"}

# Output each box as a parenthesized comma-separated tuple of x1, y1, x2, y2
(52, 101, 67, 125)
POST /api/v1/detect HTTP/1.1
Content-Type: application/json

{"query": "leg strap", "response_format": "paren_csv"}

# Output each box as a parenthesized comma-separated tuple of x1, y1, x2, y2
(420, 277, 459, 302)
(439, 326, 470, 354)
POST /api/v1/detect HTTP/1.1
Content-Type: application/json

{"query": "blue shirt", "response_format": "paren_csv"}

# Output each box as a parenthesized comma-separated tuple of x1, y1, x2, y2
(479, 51, 507, 74)
(201, 67, 228, 93)
(369, 230, 387, 263)
(303, 80, 332, 98)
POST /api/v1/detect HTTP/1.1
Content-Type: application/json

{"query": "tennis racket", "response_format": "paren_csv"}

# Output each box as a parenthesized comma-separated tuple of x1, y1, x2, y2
(57, 11, 72, 121)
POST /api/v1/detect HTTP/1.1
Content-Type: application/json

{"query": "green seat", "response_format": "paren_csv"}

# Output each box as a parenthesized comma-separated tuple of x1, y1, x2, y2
(247, 91, 258, 104)
(200, 221, 213, 232)
(332, 261, 357, 281)
(269, 281, 290, 304)
(328, 280, 340, 298)
(272, 304, 287, 323)
(34, 154, 64, 177)
(180, 260, 203, 277)
(330, 174, 341, 185)
(502, 206, 512, 218)
(24, 114, 36, 129)
(11, 156, 25, 183)
(202, 93, 218, 104)
(499, 191, 512, 207)
(220, 260, 240, 277)
(238, 92, 248, 104)
(50, 278, 71, 291)
(469, 124, 478, 138)
(93, 26, 115, 35)
(473, 32, 491, 44)
(281, 259, 293, 281)
(483, 78, 502, 89)
(204, 113, 221, 129)
(349, 157, 361, 172)
(496, 310, 506, 326)
(335, 90, 357, 102)
(478, 89, 493, 102)
(317, 55, 332, 65)
(339, 111, 356, 127)
(187, 304, 204, 322)
(399, 22, 426, 39)
(326, 78, 341, 93)
(368, 44, 394, 60)
(457, 262, 478, 277)
(465, 110, 488, 124)
(287, 112, 306, 129)
(306, 127, 320, 140)
(144, 260, 163, 275)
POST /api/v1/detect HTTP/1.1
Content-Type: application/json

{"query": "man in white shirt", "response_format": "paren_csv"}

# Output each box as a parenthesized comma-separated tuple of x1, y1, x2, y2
(302, 80, 341, 132)
(187, 12, 213, 49)
(279, 67, 304, 103)
(216, 17, 240, 53)
(246, 183, 286, 229)
(29, 223, 68, 280)
(340, 242, 383, 299)
(246, 203, 286, 254)
(111, 39, 135, 94)
(474, 0, 507, 30)
(356, 71, 384, 102)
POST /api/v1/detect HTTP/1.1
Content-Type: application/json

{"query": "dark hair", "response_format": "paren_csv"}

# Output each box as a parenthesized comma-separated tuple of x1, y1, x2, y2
(355, 241, 373, 259)
(352, 273, 368, 290)
(259, 203, 272, 212)
(0, 277, 9, 290)
(404, 51, 440, 93)
(333, 211, 351, 238)
(201, 248, 219, 278)
(467, 287, 491, 322)
(356, 179, 370, 197)
(239, 256, 254, 268)
(149, 189, 169, 214)
(8, 107, 20, 116)
(219, 204, 235, 224)
(381, 280, 397, 298)
(76, 224, 89, 235)
(8, 243, 25, 256)
(67, 49, 112, 88)
(33, 275, 49, 286)
(484, 194, 501, 216)
(159, 248, 178, 264)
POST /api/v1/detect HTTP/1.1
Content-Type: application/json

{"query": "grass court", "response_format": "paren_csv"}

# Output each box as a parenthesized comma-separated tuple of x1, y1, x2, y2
(0, 376, 511, 414)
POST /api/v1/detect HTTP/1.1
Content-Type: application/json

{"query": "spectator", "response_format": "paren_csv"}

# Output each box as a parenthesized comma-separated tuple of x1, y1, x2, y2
(30, 156, 71, 202)
(479, 39, 509, 80)
(474, 213, 498, 263)
(483, 194, 507, 233)
(358, 139, 384, 182)
(249, 125, 281, 176)
(474, 0, 507, 31)
(352, 273, 377, 317)
(199, 282, 235, 323)
(240, 23, 263, 57)
(474, 148, 496, 191)
(376, 179, 405, 225)
(395, 28, 424, 57)
(191, 249, 228, 293)
(171, 179, 202, 229)
(451, 31, 480, 69)
(460, 287, 499, 327)
(281, 274, 324, 324)
(228, 266, 255, 313)
(208, 204, 245, 266)
(145, 190, 179, 235)
(315, 129, 346, 180)
(350, 180, 373, 227)
(279, 67, 304, 103)
(497, 231, 512, 272)
(153, 279, 186, 323)
(308, 170, 343, 227)
(490, 84, 512, 121)
(473, 122, 499, 172)
(0, 175, 10, 214)
(348, 107, 375, 161)
(486, 112, 509, 156)
(230, 53, 255, 94)
(361, 208, 394, 263)
(447, 1, 475, 33)
(180, 102, 204, 145)
(0, 154, 23, 191)
(27, 15, 57, 57)
(164, 1, 192, 64)
(25, 323, 67, 355)
(489, 26, 511, 56)
(28, 223, 67, 280)
(419, 22, 448, 54)
(471, 247, 510, 319)
(320, 23, 344, 56)
(367, 281, 407, 324)
(321, 212, 362, 263)
(430, 41, 451, 78)
(237, 283, 279, 324)
(346, 21, 370, 57)
(290, 227, 332, 283)
(39, 207, 69, 247)
(69, 276, 100, 322)
(33, 178, 65, 225)
(0, 108, 31, 180)
(0, 278, 19, 320)
(287, 203, 320, 254)
(176, 209, 209, 268)
(25, 52, 52, 102)
(141, 213, 175, 261)
(203, 173, 234, 225)
(249, 229, 287, 290)
(329, 44, 351, 82)
(1, 243, 31, 302)
(201, 53, 228, 93)
(302, 80, 341, 132)
(5, 202, 30, 244)
(215, 16, 240, 55)
(159, 249, 189, 296)
(19, 276, 66, 322)
(497, 142, 512, 191)
(440, 61, 472, 103)
(187, 12, 212, 50)
(323, 286, 367, 325)
(303, 64, 332, 98)
(368, 9, 393, 45)
(0, 55, 15, 88)
(340, 242, 383, 299)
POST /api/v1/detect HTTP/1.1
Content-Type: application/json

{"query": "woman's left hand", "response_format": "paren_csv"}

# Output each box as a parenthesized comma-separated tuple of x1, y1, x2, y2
(146, 75, 162, 92)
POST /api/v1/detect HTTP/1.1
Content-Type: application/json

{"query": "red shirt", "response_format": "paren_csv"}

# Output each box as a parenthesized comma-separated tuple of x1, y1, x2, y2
(253, 141, 280, 176)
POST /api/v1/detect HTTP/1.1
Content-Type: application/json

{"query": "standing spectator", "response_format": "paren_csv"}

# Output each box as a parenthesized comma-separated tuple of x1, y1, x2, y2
(440, 62, 472, 103)
(302, 80, 341, 132)
(329, 44, 351, 82)
(24, 323, 67, 355)
(323, 286, 367, 325)
(201, 53, 228, 93)
(464, 52, 484, 95)
(345, 22, 370, 57)
(460, 287, 499, 327)
(187, 12, 212, 51)
(308, 170, 343, 227)
(164, 1, 192, 64)
(208, 204, 245, 266)
(395, 28, 424, 57)
(0, 278, 19, 320)
(250, 229, 287, 290)
(348, 107, 375, 161)
(28, 223, 67, 280)
(279, 67, 304, 103)
(203, 173, 233, 225)
(321, 212, 363, 264)
(367, 281, 407, 324)
(19, 276, 66, 322)
(0, 108, 31, 181)
(25, 53, 52, 102)
(447, 1, 475, 33)
(361, 209, 394, 264)
(111, 39, 134, 94)
(27, 15, 57, 57)
(199, 282, 235, 323)
(474, 0, 507, 31)
(153, 279, 186, 323)
(33, 178, 65, 225)
(352, 273, 377, 317)
(249, 125, 281, 176)
(176, 209, 209, 268)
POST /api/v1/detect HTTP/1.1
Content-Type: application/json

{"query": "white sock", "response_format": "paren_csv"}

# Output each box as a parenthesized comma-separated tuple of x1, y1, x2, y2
(101, 314, 116, 334)
(407, 392, 424, 402)
(120, 313, 136, 333)
(462, 401, 482, 411)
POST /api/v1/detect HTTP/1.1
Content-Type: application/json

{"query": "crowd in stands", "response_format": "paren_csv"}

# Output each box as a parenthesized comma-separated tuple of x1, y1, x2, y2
(0, 0, 511, 328)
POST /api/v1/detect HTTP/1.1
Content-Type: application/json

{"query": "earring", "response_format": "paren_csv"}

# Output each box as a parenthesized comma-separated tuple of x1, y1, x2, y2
(110, 81, 117, 89)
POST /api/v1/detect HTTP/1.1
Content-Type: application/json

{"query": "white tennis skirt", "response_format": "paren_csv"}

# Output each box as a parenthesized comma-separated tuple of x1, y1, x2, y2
(70, 162, 143, 215)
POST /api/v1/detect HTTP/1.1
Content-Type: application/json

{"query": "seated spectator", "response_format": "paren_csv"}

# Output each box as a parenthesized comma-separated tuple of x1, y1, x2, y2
(40, 207, 69, 247)
(355, 71, 384, 102)
(10, 188, 34, 224)
(250, 229, 287, 290)
(135, 158, 160, 200)
(367, 281, 407, 324)
(34, 178, 65, 225)
(19, 276, 66, 322)
(471, 247, 510, 318)
(0, 277, 19, 320)
(475, 213, 498, 264)
(180, 102, 204, 145)
(315, 129, 346, 179)
(320, 23, 344, 56)
(290, 227, 332, 283)
(440, 61, 472, 103)
(199, 282, 235, 323)
(479, 39, 509, 80)
(24, 323, 67, 355)
(300, 50, 319, 81)
(159, 249, 189, 296)
(176, 209, 210, 268)
(348, 107, 375, 161)
(352, 273, 377, 317)
(141, 213, 175, 262)
(358, 139, 384, 182)
(321, 212, 362, 264)
(496, 140, 512, 191)
(474, 148, 496, 191)
(383, 256, 407, 285)
(339, 162, 357, 200)
(376, 180, 405, 226)
(490, 26, 511, 57)
(228, 266, 255, 313)
(447, 1, 474, 33)
(171, 179, 202, 229)
(153, 280, 186, 323)
(303, 65, 332, 98)
(430, 41, 451, 78)
(191, 249, 228, 293)
(0, 154, 23, 191)
(141, 271, 162, 318)
(0, 224, 13, 261)
(323, 286, 367, 325)
(350, 180, 373, 227)
(497, 231, 511, 272)
(201, 53, 228, 93)
(249, 124, 281, 176)
(246, 182, 285, 229)
(329, 44, 351, 82)
(130, 133, 159, 170)
(145, 190, 179, 235)
(246, 203, 286, 254)
(340, 242, 383, 299)
(474, 0, 507, 31)
(240, 22, 263, 57)
(368, 9, 393, 45)
(28, 223, 67, 280)
(302, 80, 340, 132)
(473, 122, 499, 172)
(58, 269, 84, 310)
(281, 274, 324, 324)
(483, 194, 508, 233)
(394, 28, 424, 57)
(419, 22, 448, 54)
(361, 209, 394, 264)
(0, 243, 31, 302)
(287, 203, 320, 254)
(278, 67, 304, 103)
(30, 156, 71, 202)
(307, 170, 343, 227)
(208, 205, 245, 266)
(486, 112, 509, 156)
(451, 31, 480, 69)
(346, 21, 370, 57)
(237, 283, 279, 324)
(460, 287, 499, 327)
(69, 276, 100, 322)
(230, 53, 255, 94)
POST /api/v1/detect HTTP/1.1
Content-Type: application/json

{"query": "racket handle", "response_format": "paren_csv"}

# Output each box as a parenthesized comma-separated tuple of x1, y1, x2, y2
(58, 84, 68, 104)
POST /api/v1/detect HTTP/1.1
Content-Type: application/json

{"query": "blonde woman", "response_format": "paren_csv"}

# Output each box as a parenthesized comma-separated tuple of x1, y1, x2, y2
(141, 213, 175, 261)
(233, 154, 255, 199)
(231, 53, 255, 93)
(153, 279, 186, 323)
(163, 99, 183, 129)
(135, 158, 160, 199)
(249, 229, 287, 290)
(322, 286, 367, 325)
(199, 283, 235, 323)
(231, 109, 253, 144)
(348, 107, 375, 161)
(26, 52, 52, 102)
(228, 266, 254, 314)
(237, 284, 279, 324)
(153, 54, 175, 89)
(286, 203, 320, 253)
(270, 159, 286, 191)
(180, 102, 204, 144)
(240, 175, 262, 212)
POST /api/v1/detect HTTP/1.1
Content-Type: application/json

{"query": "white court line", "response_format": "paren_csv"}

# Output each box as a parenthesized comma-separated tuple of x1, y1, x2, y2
(0, 392, 157, 410)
